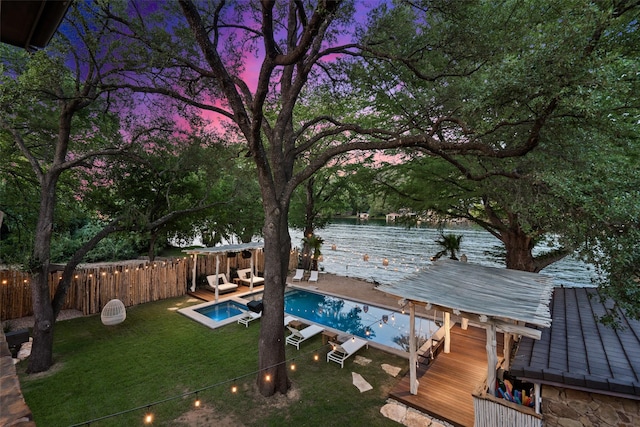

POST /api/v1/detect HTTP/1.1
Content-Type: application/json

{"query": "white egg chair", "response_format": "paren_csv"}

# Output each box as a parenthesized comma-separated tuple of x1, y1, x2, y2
(101, 299, 126, 326)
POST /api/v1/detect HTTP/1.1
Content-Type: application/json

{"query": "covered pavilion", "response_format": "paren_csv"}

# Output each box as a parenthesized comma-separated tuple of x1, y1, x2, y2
(377, 259, 554, 409)
(183, 242, 264, 300)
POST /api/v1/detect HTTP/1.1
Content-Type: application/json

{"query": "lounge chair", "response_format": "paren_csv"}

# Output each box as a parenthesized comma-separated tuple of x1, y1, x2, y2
(239, 313, 297, 328)
(291, 268, 304, 282)
(206, 274, 238, 293)
(284, 315, 298, 325)
(236, 268, 265, 286)
(285, 324, 324, 350)
(308, 270, 319, 282)
(327, 336, 369, 368)
(237, 310, 261, 327)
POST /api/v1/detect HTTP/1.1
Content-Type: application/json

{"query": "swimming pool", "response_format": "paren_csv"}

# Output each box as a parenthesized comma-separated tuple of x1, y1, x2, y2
(196, 300, 247, 322)
(283, 288, 437, 353)
(178, 287, 438, 354)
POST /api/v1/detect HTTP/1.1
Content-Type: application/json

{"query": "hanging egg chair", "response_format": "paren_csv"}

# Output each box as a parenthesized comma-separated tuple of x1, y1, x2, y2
(101, 299, 126, 326)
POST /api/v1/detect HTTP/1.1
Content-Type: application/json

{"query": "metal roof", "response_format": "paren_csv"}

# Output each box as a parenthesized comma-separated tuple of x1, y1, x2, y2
(183, 242, 264, 255)
(0, 0, 72, 50)
(377, 259, 555, 327)
(511, 287, 640, 398)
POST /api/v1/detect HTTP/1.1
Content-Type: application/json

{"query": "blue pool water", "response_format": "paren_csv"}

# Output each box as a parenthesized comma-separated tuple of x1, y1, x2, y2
(284, 289, 438, 352)
(189, 288, 438, 353)
(196, 300, 246, 322)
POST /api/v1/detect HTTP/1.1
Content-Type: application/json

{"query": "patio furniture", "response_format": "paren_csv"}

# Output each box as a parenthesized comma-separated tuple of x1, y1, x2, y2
(292, 269, 304, 282)
(285, 324, 324, 349)
(240, 313, 298, 328)
(101, 299, 126, 326)
(236, 268, 265, 286)
(327, 336, 368, 368)
(237, 311, 261, 327)
(308, 270, 319, 282)
(206, 274, 238, 293)
(284, 315, 298, 326)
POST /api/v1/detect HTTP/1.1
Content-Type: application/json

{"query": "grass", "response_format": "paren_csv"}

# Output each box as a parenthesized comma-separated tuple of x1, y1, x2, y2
(17, 296, 408, 426)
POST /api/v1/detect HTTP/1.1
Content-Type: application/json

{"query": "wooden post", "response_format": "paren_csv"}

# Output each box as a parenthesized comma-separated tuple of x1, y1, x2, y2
(444, 311, 451, 353)
(409, 301, 418, 395)
(486, 322, 498, 395)
(461, 317, 469, 330)
(214, 254, 220, 302)
(249, 250, 255, 291)
(191, 254, 197, 292)
(534, 383, 541, 414)
(503, 332, 512, 370)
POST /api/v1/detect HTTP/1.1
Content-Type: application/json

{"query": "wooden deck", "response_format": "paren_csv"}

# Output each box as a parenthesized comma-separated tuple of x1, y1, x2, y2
(188, 284, 263, 302)
(390, 325, 503, 427)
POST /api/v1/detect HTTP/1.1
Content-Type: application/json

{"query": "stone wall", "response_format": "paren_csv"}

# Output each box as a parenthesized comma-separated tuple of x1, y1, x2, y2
(0, 329, 35, 426)
(542, 385, 640, 427)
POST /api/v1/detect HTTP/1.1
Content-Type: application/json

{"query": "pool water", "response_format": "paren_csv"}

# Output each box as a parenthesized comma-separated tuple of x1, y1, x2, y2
(284, 289, 437, 352)
(185, 288, 438, 353)
(196, 300, 247, 322)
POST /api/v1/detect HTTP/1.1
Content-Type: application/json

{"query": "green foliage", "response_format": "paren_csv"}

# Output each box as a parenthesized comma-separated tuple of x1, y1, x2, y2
(50, 221, 149, 263)
(433, 234, 463, 261)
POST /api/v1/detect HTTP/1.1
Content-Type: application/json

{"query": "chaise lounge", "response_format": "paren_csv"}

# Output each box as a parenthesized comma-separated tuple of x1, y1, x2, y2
(207, 273, 238, 294)
(308, 270, 319, 282)
(291, 268, 304, 282)
(236, 268, 265, 286)
(327, 336, 368, 368)
(285, 324, 324, 349)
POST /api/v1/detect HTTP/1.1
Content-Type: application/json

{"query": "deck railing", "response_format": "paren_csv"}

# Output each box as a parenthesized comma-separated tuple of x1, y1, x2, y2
(472, 379, 542, 427)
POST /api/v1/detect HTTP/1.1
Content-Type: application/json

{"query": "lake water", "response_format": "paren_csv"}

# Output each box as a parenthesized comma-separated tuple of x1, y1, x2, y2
(290, 219, 595, 288)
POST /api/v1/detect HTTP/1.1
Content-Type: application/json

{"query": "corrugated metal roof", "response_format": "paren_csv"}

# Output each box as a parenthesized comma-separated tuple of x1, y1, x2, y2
(183, 242, 264, 255)
(377, 259, 554, 327)
(511, 287, 640, 398)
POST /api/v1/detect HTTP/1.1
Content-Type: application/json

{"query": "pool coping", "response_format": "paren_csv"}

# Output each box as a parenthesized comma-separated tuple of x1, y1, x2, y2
(177, 288, 265, 329)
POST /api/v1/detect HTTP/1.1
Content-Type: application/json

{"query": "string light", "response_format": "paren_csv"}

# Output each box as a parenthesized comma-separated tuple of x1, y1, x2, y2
(144, 407, 153, 424)
(70, 319, 388, 427)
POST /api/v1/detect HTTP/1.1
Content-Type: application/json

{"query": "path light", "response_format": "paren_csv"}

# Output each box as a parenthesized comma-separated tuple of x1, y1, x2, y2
(382, 258, 389, 266)
(144, 408, 153, 424)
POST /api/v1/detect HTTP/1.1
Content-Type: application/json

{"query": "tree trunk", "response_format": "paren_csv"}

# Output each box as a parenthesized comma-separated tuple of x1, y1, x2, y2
(148, 232, 158, 262)
(502, 228, 538, 272)
(257, 207, 292, 396)
(27, 180, 57, 373)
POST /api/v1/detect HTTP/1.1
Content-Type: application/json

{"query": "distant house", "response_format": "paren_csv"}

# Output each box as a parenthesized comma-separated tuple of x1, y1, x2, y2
(511, 287, 640, 427)
(386, 212, 401, 222)
(357, 212, 369, 220)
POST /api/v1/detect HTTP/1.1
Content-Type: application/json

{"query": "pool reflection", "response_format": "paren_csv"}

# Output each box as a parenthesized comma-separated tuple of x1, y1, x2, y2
(284, 289, 436, 352)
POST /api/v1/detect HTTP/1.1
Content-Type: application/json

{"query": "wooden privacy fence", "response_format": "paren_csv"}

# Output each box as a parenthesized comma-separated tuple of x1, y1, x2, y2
(1, 249, 299, 321)
(0, 258, 190, 320)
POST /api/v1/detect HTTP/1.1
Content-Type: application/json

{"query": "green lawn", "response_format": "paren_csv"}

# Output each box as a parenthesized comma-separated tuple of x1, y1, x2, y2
(17, 296, 407, 426)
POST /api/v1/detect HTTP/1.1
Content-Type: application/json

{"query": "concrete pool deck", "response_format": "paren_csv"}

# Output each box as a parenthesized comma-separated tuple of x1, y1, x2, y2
(290, 272, 402, 309)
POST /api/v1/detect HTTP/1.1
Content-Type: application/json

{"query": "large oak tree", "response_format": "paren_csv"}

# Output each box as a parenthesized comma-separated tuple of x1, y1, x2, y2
(96, 0, 584, 395)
